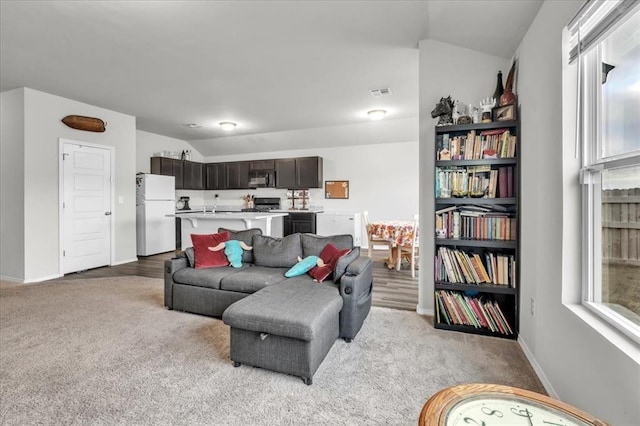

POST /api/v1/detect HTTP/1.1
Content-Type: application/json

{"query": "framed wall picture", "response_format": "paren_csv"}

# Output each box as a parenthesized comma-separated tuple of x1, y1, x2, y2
(325, 180, 349, 199)
(493, 104, 516, 121)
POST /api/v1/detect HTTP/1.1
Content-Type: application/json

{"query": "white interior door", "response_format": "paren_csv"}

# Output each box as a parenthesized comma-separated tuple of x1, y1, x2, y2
(62, 142, 112, 274)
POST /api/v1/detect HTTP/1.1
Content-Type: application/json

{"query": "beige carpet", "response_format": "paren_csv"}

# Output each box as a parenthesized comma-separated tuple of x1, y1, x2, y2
(0, 276, 544, 425)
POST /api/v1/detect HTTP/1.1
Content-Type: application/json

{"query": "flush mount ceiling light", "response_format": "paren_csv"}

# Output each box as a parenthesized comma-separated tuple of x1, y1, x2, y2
(367, 109, 387, 121)
(183, 123, 202, 129)
(219, 121, 237, 131)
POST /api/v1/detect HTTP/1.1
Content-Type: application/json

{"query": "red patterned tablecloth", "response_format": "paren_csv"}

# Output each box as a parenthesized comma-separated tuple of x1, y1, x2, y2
(369, 220, 417, 247)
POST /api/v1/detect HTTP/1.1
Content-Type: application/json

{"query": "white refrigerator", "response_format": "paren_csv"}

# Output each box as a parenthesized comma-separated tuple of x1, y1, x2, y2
(136, 174, 176, 256)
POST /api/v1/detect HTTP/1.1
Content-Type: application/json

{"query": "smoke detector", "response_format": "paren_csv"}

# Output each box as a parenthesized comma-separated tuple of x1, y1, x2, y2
(369, 88, 392, 97)
(183, 123, 202, 129)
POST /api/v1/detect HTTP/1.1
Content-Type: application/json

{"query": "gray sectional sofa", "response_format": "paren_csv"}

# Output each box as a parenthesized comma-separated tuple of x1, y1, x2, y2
(164, 228, 373, 384)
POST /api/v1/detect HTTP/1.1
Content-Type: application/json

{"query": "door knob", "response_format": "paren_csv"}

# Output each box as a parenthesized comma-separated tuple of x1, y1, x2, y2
(105, 211, 112, 216)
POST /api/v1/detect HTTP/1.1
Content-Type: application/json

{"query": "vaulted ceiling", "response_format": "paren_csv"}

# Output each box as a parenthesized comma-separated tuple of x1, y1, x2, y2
(1, 1, 544, 154)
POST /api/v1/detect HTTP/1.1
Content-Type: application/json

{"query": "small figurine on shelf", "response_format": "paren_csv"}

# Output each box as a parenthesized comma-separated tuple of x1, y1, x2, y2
(431, 96, 455, 126)
(480, 97, 496, 123)
(500, 60, 517, 106)
(451, 100, 462, 125)
(469, 104, 480, 124)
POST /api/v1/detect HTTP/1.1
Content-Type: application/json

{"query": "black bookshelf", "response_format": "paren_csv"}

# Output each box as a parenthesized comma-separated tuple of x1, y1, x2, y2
(433, 119, 520, 339)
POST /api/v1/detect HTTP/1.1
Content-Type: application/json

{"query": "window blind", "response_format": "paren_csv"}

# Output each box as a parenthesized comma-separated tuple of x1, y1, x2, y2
(567, 0, 638, 63)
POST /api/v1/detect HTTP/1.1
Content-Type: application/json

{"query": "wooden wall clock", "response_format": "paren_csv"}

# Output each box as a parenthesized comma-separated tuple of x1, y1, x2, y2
(419, 384, 608, 426)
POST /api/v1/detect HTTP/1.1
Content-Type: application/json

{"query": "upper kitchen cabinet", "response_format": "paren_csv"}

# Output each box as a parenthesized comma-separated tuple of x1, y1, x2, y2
(249, 159, 275, 171)
(275, 156, 323, 189)
(151, 157, 184, 189)
(183, 161, 204, 190)
(205, 163, 227, 190)
(226, 161, 251, 189)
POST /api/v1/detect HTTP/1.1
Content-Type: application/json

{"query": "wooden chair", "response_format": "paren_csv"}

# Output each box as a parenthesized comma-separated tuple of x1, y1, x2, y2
(397, 214, 419, 277)
(362, 211, 393, 267)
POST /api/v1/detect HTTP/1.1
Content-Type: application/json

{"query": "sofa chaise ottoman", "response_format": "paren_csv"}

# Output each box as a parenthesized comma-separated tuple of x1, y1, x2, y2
(223, 279, 342, 385)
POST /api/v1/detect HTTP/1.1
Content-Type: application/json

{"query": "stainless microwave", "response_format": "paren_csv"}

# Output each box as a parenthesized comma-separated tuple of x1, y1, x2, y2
(248, 170, 276, 188)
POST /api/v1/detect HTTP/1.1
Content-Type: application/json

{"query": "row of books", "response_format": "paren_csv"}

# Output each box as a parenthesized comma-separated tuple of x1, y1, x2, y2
(436, 129, 517, 161)
(436, 166, 514, 199)
(435, 247, 517, 287)
(435, 208, 516, 241)
(435, 290, 514, 335)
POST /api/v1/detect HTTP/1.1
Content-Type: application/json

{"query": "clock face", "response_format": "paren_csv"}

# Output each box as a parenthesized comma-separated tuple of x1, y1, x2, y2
(445, 394, 592, 426)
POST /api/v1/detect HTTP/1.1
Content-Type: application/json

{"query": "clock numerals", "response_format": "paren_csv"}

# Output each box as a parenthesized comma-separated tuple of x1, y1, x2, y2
(481, 407, 504, 418)
(511, 407, 534, 426)
(463, 417, 486, 426)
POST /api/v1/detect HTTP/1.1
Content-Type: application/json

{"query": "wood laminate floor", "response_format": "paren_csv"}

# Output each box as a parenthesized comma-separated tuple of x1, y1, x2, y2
(54, 249, 420, 311)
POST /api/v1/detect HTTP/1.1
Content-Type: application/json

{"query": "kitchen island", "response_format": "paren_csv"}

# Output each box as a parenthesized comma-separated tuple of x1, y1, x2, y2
(169, 212, 288, 250)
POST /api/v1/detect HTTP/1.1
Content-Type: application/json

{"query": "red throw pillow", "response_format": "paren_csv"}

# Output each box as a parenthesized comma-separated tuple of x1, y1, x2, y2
(191, 232, 230, 269)
(308, 243, 350, 282)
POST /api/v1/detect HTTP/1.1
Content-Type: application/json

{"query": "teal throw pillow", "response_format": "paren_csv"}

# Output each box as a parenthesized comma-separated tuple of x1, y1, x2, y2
(285, 256, 321, 278)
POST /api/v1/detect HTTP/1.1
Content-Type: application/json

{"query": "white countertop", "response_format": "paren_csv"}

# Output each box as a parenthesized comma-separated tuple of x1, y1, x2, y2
(169, 212, 289, 219)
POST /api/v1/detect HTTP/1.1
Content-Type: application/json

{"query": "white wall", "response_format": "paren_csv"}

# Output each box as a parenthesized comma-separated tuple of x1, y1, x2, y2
(0, 88, 138, 282)
(135, 120, 419, 246)
(516, 2, 640, 424)
(417, 39, 510, 314)
(0, 88, 26, 281)
(202, 140, 418, 229)
(136, 130, 204, 174)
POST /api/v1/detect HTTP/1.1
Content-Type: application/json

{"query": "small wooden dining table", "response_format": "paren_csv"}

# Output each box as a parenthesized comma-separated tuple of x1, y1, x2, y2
(368, 220, 416, 270)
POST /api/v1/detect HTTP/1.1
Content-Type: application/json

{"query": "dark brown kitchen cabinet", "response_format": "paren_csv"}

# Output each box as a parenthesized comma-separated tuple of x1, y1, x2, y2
(275, 156, 323, 189)
(205, 163, 227, 190)
(183, 161, 204, 189)
(226, 161, 251, 189)
(275, 158, 296, 188)
(296, 156, 323, 189)
(151, 157, 184, 189)
(249, 159, 275, 171)
(283, 212, 317, 236)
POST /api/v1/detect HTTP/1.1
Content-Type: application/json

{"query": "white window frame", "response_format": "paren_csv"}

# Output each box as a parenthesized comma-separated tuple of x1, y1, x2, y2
(574, 4, 640, 344)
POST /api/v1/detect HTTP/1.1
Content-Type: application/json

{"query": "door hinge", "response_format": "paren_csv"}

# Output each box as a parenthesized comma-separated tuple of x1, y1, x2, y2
(63, 250, 66, 257)
(63, 201, 65, 209)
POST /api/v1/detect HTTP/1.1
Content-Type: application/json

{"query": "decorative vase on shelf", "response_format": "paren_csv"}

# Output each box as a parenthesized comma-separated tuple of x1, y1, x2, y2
(493, 71, 504, 102)
(500, 60, 517, 106)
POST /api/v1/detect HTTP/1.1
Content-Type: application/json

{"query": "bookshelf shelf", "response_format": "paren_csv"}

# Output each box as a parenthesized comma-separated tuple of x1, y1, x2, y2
(435, 239, 516, 249)
(433, 119, 520, 339)
(436, 158, 517, 167)
(436, 120, 518, 133)
(435, 281, 517, 295)
(434, 322, 517, 340)
(435, 197, 516, 205)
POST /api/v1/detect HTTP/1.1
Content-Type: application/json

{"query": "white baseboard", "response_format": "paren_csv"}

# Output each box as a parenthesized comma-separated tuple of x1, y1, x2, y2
(518, 336, 558, 398)
(0, 275, 23, 283)
(111, 257, 139, 266)
(416, 305, 434, 316)
(13, 273, 64, 284)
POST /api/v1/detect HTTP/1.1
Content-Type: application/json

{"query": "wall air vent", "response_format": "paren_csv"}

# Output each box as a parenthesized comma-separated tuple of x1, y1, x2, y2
(369, 88, 392, 97)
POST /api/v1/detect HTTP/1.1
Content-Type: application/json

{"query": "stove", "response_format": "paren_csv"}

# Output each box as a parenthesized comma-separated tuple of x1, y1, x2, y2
(243, 197, 281, 212)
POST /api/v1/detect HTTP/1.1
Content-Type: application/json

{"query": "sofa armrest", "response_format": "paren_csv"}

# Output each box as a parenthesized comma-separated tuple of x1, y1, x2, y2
(164, 256, 189, 309)
(338, 256, 373, 340)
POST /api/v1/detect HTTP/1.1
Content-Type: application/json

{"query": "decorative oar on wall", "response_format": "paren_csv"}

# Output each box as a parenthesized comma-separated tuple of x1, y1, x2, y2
(61, 115, 107, 132)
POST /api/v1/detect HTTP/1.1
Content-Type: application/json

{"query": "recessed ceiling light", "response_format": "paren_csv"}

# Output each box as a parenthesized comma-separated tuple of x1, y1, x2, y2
(367, 109, 387, 121)
(183, 123, 202, 128)
(219, 121, 237, 131)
